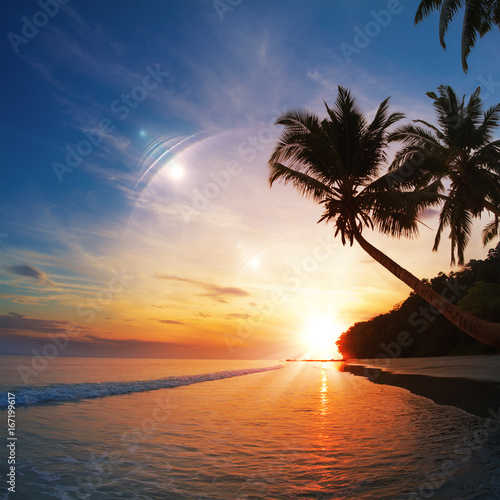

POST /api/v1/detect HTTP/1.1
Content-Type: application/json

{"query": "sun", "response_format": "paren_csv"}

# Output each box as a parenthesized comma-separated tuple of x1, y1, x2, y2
(303, 316, 343, 359)
(167, 162, 185, 180)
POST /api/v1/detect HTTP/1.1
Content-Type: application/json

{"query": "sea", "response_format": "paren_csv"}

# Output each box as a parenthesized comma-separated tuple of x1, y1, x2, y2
(1, 355, 500, 500)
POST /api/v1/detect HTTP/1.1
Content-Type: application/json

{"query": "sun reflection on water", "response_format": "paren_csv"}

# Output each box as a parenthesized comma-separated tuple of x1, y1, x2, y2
(320, 366, 328, 413)
(316, 365, 330, 448)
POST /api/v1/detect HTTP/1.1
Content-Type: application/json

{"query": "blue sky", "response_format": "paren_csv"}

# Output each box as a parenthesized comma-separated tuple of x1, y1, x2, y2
(1, 0, 499, 359)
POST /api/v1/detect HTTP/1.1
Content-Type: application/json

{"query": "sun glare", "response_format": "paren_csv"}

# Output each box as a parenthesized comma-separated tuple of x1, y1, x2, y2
(303, 316, 343, 359)
(168, 162, 185, 180)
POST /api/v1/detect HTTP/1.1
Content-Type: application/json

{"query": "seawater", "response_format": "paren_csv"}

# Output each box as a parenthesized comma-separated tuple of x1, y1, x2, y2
(1, 356, 500, 499)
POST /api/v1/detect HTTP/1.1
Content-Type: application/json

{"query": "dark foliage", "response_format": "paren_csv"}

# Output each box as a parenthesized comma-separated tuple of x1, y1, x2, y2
(336, 243, 500, 359)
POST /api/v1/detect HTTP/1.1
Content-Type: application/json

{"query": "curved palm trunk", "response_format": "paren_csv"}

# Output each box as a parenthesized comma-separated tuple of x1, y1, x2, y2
(353, 230, 500, 348)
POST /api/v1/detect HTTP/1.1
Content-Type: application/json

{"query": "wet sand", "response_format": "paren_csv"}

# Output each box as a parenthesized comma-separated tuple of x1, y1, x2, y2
(341, 358, 500, 419)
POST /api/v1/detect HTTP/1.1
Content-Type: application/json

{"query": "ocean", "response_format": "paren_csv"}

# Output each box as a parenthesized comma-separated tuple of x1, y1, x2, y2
(1, 355, 500, 499)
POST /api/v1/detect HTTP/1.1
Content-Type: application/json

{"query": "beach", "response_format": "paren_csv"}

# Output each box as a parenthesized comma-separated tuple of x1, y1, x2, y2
(341, 355, 500, 419)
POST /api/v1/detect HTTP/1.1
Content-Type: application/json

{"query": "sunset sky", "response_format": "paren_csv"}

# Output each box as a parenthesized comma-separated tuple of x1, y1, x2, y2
(1, 0, 499, 360)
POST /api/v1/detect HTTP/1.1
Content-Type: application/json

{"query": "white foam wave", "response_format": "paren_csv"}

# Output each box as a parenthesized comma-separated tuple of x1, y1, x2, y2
(0, 365, 282, 407)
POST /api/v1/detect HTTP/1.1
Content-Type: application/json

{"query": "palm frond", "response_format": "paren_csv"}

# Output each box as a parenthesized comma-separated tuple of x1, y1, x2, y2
(476, 103, 500, 143)
(412, 119, 447, 141)
(469, 140, 500, 174)
(482, 217, 499, 245)
(415, 0, 443, 23)
(433, 192, 473, 265)
(464, 86, 483, 124)
(275, 110, 320, 133)
(270, 110, 344, 182)
(439, 0, 465, 49)
(268, 162, 333, 202)
(364, 183, 442, 238)
(388, 123, 442, 149)
(461, 0, 493, 71)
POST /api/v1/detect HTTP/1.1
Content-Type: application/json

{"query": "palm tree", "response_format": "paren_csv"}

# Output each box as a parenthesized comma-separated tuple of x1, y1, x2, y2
(268, 86, 500, 348)
(388, 85, 500, 266)
(414, 0, 500, 72)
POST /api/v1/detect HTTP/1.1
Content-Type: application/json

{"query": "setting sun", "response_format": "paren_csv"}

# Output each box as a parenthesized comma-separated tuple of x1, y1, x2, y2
(303, 316, 343, 359)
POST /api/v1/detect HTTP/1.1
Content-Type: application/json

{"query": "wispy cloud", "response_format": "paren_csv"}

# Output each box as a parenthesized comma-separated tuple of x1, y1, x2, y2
(0, 313, 86, 335)
(7, 264, 55, 287)
(155, 275, 250, 303)
(224, 313, 252, 320)
(0, 293, 48, 305)
(196, 312, 212, 318)
(0, 331, 212, 358)
(157, 319, 184, 325)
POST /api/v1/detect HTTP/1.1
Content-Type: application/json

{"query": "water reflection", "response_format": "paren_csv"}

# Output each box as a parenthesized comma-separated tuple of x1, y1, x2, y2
(320, 364, 328, 416)
(316, 364, 330, 448)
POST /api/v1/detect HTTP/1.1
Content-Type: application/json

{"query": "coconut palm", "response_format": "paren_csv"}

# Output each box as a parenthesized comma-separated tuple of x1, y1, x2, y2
(414, 0, 500, 72)
(388, 85, 500, 266)
(268, 86, 500, 348)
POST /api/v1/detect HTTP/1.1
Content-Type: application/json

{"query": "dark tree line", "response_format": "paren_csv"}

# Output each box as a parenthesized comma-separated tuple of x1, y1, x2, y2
(336, 243, 500, 359)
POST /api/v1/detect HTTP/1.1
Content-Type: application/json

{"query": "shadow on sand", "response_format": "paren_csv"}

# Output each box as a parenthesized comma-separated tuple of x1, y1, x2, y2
(341, 363, 500, 419)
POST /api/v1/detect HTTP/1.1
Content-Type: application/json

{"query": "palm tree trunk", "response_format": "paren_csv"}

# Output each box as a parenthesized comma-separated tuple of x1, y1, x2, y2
(353, 229, 500, 348)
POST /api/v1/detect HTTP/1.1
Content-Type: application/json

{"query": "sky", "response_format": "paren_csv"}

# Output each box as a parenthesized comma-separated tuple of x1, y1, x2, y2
(0, 0, 499, 360)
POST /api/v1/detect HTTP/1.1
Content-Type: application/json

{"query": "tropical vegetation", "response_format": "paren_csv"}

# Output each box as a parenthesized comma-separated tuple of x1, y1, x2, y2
(268, 86, 500, 348)
(415, 0, 500, 71)
(388, 84, 500, 266)
(336, 243, 500, 358)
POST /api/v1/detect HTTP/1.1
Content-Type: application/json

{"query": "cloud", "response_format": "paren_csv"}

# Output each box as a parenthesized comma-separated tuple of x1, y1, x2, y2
(155, 275, 250, 303)
(158, 319, 184, 325)
(0, 332, 224, 359)
(9, 264, 45, 280)
(8, 312, 26, 318)
(7, 264, 55, 286)
(0, 293, 48, 305)
(224, 313, 252, 320)
(0, 314, 87, 335)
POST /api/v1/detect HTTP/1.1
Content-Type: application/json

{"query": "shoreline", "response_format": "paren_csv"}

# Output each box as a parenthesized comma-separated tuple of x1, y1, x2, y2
(341, 362, 500, 419)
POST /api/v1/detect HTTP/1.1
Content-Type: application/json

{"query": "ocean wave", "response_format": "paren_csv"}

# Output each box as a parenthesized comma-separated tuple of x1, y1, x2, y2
(0, 365, 283, 407)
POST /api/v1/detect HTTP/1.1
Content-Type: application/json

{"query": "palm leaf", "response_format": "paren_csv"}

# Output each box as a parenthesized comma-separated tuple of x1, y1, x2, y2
(269, 162, 333, 202)
(439, 0, 465, 49)
(482, 217, 499, 245)
(415, 0, 444, 23)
